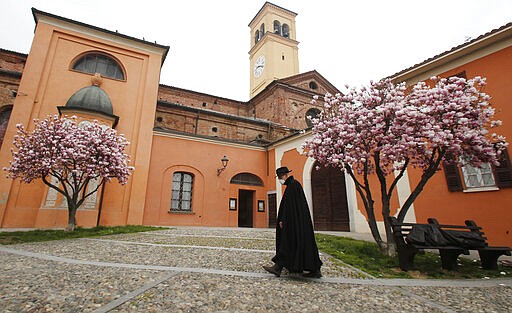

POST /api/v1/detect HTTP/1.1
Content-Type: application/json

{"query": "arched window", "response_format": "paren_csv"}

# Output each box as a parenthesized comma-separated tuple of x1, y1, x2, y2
(273, 20, 281, 35)
(72, 53, 125, 80)
(260, 24, 265, 38)
(282, 24, 290, 38)
(305, 108, 321, 127)
(230, 173, 263, 186)
(309, 81, 318, 90)
(0, 106, 12, 149)
(171, 172, 194, 212)
(255, 30, 260, 44)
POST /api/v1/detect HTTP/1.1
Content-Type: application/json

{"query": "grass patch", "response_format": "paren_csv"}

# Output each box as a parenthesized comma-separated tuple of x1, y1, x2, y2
(316, 233, 512, 279)
(0, 225, 166, 245)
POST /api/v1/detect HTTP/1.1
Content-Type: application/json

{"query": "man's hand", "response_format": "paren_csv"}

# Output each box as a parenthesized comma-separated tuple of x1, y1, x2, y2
(279, 221, 283, 229)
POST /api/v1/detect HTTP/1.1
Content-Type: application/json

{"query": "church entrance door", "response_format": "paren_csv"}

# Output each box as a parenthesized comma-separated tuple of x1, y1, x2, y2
(311, 164, 350, 231)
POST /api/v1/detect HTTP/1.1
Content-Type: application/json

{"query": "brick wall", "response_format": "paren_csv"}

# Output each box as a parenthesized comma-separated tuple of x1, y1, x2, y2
(0, 49, 26, 73)
(158, 85, 252, 118)
(0, 49, 25, 110)
(154, 104, 292, 144)
(251, 87, 323, 130)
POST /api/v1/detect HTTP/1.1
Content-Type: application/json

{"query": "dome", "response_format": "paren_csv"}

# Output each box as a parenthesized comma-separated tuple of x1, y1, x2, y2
(65, 85, 113, 115)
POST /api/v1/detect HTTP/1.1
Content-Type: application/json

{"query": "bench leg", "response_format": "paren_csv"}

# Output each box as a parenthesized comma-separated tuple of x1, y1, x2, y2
(439, 249, 465, 270)
(478, 250, 508, 270)
(397, 247, 417, 271)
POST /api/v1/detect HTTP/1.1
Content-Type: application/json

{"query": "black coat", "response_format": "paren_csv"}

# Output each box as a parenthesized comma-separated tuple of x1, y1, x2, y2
(272, 176, 323, 273)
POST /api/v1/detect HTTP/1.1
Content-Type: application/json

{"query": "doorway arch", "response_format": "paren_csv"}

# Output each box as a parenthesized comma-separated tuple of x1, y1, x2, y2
(311, 163, 350, 231)
(230, 172, 263, 228)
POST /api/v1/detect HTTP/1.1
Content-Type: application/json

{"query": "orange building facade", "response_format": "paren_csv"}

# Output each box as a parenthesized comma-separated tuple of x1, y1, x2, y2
(386, 27, 512, 246)
(0, 4, 511, 246)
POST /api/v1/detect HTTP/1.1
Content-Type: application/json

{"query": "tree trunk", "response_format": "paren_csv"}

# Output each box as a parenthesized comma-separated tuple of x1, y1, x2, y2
(66, 205, 77, 232)
(367, 209, 385, 249)
(385, 237, 397, 256)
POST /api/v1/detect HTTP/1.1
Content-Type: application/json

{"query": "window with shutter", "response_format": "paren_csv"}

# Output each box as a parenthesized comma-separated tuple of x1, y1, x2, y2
(494, 148, 512, 188)
(442, 161, 463, 192)
(461, 161, 496, 188)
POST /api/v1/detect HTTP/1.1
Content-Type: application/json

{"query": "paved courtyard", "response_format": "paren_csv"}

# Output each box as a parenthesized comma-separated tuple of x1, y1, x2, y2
(1, 227, 511, 312)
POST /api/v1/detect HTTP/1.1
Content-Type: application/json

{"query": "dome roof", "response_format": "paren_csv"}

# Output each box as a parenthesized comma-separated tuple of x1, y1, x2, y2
(65, 85, 113, 115)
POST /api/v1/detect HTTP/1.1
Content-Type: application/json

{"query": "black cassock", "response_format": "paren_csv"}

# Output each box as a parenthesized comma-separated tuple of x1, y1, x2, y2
(272, 175, 323, 273)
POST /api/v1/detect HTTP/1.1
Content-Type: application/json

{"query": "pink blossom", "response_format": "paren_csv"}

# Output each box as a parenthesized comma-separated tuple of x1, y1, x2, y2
(4, 115, 134, 218)
(304, 75, 507, 228)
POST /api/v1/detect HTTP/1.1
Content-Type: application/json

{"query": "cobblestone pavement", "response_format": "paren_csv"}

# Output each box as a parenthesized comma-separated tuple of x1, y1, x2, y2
(1, 227, 511, 312)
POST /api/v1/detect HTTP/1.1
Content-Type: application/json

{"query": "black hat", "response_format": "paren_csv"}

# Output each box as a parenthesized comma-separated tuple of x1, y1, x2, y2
(276, 166, 292, 177)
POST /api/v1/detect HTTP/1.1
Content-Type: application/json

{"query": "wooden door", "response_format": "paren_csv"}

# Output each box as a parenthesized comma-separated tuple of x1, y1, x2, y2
(267, 193, 277, 228)
(238, 190, 254, 227)
(311, 165, 350, 231)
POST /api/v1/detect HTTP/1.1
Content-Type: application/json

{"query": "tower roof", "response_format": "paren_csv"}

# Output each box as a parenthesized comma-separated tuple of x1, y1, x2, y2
(249, 2, 297, 27)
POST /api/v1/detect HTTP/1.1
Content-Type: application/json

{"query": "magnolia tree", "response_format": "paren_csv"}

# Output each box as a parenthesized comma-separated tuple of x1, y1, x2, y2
(304, 76, 507, 254)
(4, 115, 134, 231)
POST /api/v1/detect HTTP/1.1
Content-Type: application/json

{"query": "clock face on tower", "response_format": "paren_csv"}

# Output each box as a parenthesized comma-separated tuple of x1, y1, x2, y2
(253, 55, 265, 78)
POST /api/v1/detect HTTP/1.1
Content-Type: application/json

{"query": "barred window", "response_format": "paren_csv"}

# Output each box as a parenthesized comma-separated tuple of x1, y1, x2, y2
(72, 53, 125, 80)
(170, 172, 194, 212)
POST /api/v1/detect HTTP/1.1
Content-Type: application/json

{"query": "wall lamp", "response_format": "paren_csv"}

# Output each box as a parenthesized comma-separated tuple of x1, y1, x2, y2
(217, 155, 229, 176)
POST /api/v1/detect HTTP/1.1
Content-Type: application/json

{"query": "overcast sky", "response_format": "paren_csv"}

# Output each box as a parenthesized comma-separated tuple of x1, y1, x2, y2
(1, 1, 511, 101)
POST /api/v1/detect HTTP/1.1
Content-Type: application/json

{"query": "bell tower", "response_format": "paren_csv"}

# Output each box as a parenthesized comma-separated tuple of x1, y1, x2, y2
(249, 2, 299, 98)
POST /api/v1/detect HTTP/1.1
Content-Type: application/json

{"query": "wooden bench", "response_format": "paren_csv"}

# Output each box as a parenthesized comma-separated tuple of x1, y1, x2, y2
(428, 218, 511, 270)
(388, 216, 511, 271)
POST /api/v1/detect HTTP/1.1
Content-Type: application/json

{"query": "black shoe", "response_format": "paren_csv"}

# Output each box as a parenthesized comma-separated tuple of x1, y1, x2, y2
(263, 264, 282, 277)
(302, 270, 322, 278)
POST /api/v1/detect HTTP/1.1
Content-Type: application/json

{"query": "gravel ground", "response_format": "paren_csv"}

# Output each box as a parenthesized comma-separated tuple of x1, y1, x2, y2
(1, 227, 511, 312)
(105, 232, 276, 250)
(0, 252, 164, 313)
(111, 272, 441, 313)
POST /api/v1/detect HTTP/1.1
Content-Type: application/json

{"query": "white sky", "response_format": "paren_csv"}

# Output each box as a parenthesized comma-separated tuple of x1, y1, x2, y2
(1, 0, 511, 101)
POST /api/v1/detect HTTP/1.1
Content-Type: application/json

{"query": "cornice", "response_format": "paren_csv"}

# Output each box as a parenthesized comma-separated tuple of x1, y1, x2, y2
(158, 84, 247, 105)
(267, 128, 311, 149)
(153, 128, 267, 151)
(32, 8, 170, 65)
(0, 48, 28, 58)
(249, 2, 297, 28)
(249, 32, 299, 55)
(157, 100, 274, 126)
(278, 70, 341, 95)
(388, 22, 512, 84)
(0, 69, 22, 78)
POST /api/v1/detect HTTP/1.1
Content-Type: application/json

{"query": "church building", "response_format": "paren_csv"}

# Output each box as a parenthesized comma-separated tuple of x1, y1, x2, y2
(0, 2, 511, 246)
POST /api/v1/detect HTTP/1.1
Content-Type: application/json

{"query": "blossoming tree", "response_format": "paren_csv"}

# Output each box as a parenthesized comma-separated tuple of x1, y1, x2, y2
(4, 115, 134, 231)
(304, 77, 507, 254)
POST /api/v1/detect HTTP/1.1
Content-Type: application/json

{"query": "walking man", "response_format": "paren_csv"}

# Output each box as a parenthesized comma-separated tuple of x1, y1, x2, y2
(263, 166, 323, 278)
